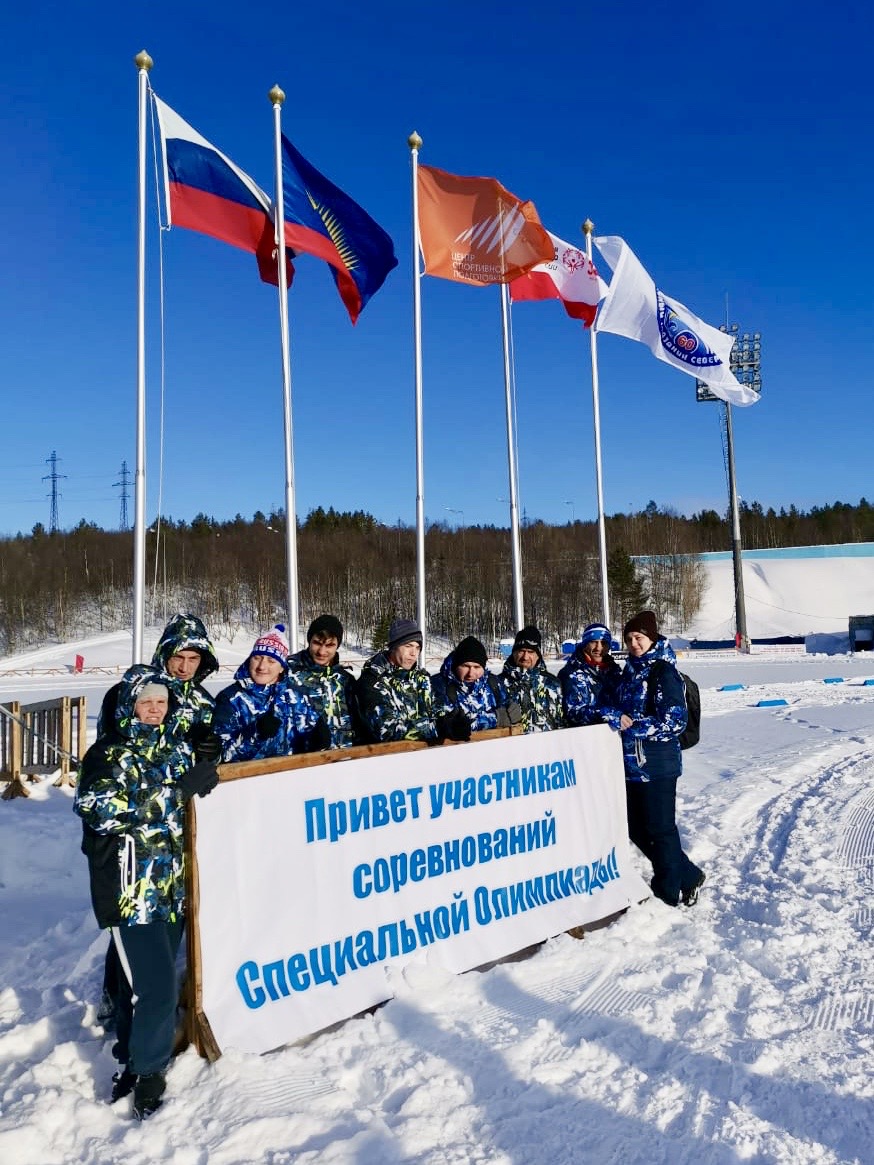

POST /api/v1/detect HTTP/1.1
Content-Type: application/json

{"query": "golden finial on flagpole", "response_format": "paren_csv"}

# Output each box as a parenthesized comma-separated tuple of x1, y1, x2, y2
(582, 219, 594, 237)
(408, 131, 423, 151)
(269, 85, 286, 106)
(134, 50, 153, 72)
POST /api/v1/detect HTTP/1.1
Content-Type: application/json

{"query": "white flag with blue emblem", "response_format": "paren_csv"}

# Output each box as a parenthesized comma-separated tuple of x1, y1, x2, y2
(593, 235, 759, 406)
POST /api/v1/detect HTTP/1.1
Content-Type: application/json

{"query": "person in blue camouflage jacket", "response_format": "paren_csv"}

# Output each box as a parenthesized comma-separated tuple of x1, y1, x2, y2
(431, 636, 521, 733)
(599, 610, 705, 909)
(94, 613, 221, 1032)
(213, 624, 328, 761)
(74, 665, 219, 1119)
(559, 622, 621, 727)
(286, 615, 361, 749)
(499, 626, 563, 733)
(357, 618, 455, 743)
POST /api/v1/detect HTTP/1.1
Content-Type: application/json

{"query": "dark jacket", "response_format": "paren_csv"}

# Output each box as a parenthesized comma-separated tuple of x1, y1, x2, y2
(600, 636, 686, 782)
(558, 648, 621, 727)
(356, 651, 437, 743)
(286, 647, 360, 749)
(74, 665, 194, 928)
(431, 652, 507, 732)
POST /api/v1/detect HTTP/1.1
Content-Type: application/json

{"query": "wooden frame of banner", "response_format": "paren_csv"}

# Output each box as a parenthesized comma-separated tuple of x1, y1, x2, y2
(183, 728, 519, 1059)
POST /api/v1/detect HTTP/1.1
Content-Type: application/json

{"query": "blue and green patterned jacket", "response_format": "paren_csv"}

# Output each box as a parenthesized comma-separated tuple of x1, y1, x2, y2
(96, 612, 218, 739)
(499, 657, 563, 734)
(356, 651, 437, 743)
(287, 647, 359, 749)
(74, 665, 194, 928)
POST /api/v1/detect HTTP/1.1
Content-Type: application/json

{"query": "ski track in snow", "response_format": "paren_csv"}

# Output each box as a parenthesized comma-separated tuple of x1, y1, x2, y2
(1, 658, 873, 1163)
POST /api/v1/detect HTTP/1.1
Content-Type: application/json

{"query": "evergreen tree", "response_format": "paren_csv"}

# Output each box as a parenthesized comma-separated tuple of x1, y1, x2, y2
(607, 547, 647, 631)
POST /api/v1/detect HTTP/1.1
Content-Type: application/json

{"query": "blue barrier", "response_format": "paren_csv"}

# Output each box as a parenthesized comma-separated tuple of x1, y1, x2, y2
(756, 698, 788, 707)
(719, 683, 746, 691)
(823, 677, 844, 684)
(864, 678, 874, 686)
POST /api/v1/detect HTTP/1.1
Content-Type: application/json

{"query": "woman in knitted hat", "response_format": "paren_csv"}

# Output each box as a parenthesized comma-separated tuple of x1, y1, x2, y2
(431, 636, 521, 736)
(74, 665, 219, 1119)
(599, 610, 705, 908)
(559, 622, 621, 727)
(213, 624, 329, 761)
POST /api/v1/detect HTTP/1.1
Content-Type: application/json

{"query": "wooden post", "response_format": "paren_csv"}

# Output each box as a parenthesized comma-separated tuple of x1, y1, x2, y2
(1, 701, 26, 800)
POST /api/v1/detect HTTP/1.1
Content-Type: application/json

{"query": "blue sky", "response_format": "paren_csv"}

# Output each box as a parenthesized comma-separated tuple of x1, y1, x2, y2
(1, 0, 871, 537)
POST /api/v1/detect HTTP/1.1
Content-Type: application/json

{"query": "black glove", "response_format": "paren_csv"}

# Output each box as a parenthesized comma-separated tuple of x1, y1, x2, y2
(178, 761, 220, 800)
(193, 730, 222, 764)
(256, 711, 281, 741)
(436, 709, 471, 743)
(495, 707, 510, 728)
(507, 702, 523, 726)
(304, 717, 332, 753)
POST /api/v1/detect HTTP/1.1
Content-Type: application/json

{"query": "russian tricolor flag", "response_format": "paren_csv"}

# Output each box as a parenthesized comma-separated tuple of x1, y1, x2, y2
(154, 95, 291, 285)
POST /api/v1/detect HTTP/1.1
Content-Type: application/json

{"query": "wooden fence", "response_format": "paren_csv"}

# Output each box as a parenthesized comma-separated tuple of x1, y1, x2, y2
(0, 696, 86, 799)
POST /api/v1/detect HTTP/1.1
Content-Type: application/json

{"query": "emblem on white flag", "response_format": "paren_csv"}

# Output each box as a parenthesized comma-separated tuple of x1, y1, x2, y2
(594, 235, 759, 407)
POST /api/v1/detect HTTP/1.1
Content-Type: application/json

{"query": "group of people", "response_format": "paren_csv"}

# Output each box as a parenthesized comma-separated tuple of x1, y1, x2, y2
(73, 606, 703, 1120)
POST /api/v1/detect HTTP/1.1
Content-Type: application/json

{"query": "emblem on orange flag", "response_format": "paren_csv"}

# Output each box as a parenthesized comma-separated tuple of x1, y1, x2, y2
(417, 165, 554, 285)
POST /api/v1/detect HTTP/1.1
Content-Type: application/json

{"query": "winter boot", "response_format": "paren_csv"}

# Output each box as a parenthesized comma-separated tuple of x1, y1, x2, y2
(132, 1071, 166, 1121)
(110, 1067, 136, 1103)
(682, 871, 706, 907)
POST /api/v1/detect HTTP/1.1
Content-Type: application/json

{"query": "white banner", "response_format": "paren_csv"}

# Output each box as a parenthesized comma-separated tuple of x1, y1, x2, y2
(194, 724, 647, 1055)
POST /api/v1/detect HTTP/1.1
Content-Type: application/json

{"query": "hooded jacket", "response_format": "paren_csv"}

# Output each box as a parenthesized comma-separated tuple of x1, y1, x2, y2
(599, 636, 686, 781)
(356, 651, 437, 743)
(558, 647, 622, 727)
(431, 652, 506, 732)
(96, 613, 219, 739)
(287, 647, 360, 749)
(73, 665, 194, 928)
(212, 658, 321, 762)
(499, 655, 563, 734)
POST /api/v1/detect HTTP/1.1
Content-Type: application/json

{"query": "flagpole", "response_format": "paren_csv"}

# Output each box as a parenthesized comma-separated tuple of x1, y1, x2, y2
(409, 131, 427, 653)
(582, 219, 610, 629)
(500, 283, 525, 628)
(269, 85, 300, 652)
(132, 50, 152, 664)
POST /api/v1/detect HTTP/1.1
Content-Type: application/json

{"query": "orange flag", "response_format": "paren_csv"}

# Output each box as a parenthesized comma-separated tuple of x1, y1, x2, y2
(417, 164, 554, 285)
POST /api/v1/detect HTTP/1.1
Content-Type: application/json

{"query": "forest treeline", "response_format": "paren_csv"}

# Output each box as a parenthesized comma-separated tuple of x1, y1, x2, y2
(1, 497, 872, 656)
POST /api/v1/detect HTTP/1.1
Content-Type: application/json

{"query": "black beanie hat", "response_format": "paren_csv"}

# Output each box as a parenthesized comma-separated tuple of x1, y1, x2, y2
(307, 614, 344, 644)
(512, 626, 542, 654)
(387, 618, 423, 651)
(623, 610, 660, 644)
(452, 636, 488, 669)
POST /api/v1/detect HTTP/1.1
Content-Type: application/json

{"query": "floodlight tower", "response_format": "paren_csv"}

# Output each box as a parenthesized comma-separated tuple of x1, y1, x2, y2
(696, 325, 762, 653)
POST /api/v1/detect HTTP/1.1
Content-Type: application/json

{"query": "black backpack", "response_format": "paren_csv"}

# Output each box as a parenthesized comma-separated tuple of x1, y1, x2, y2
(646, 661, 700, 750)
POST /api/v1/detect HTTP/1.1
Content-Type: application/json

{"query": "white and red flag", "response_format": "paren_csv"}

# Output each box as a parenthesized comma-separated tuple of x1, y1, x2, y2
(509, 231, 607, 326)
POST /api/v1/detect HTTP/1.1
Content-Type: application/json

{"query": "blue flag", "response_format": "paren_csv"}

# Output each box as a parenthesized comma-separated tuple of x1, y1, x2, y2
(281, 136, 397, 323)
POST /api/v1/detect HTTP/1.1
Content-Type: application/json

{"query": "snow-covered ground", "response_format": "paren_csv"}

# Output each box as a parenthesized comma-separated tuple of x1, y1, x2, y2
(1, 630, 873, 1164)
